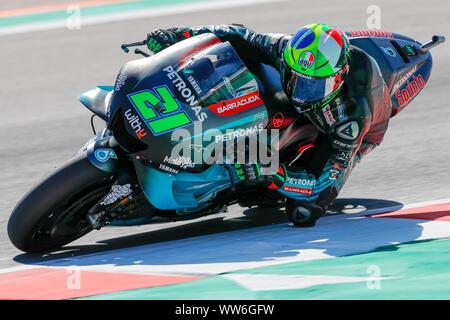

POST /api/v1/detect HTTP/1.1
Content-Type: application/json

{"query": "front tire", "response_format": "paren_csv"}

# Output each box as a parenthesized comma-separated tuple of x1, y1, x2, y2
(7, 153, 114, 253)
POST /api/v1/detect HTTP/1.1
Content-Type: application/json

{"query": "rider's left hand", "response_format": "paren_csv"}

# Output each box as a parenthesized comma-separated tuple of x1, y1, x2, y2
(233, 163, 286, 188)
(146, 29, 177, 53)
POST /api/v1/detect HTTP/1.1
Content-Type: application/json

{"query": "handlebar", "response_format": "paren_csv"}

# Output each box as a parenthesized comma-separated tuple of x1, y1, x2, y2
(121, 39, 151, 57)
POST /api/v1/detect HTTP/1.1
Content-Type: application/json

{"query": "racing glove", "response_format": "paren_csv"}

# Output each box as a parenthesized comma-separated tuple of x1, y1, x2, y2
(233, 163, 286, 188)
(146, 29, 178, 53)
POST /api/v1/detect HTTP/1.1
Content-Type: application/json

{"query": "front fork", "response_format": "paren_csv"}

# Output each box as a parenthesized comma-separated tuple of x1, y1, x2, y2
(77, 129, 140, 228)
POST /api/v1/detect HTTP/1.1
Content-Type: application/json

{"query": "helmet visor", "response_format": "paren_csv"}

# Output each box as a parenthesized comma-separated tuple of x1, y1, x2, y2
(289, 71, 337, 105)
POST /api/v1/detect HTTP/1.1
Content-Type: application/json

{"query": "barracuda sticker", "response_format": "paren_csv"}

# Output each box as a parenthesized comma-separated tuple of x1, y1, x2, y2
(208, 91, 263, 116)
(127, 86, 193, 136)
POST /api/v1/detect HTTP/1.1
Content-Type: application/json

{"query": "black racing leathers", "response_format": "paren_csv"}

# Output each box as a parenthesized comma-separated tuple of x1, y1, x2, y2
(162, 24, 392, 209)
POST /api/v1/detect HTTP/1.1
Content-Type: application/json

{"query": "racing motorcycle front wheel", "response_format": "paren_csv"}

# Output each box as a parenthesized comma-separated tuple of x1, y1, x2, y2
(7, 153, 115, 253)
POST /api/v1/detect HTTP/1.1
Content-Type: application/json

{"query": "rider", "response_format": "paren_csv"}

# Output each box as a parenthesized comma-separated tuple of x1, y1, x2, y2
(144, 23, 392, 227)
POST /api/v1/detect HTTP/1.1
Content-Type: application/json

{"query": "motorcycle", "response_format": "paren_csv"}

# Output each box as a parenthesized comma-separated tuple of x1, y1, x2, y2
(8, 31, 444, 253)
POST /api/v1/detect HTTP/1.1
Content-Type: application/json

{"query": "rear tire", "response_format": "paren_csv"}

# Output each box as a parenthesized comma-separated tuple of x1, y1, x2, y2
(7, 153, 114, 253)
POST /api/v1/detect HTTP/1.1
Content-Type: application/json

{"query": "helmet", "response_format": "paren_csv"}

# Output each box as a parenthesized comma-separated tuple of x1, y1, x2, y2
(282, 23, 350, 111)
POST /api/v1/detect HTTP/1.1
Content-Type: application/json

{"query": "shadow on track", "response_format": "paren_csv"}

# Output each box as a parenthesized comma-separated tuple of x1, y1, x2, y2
(13, 198, 403, 266)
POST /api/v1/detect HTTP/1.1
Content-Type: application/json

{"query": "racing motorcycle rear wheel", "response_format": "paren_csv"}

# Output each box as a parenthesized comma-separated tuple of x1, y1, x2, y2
(7, 153, 115, 253)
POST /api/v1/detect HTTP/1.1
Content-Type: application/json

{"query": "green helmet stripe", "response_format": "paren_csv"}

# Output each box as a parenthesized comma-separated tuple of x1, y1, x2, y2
(284, 23, 348, 77)
(283, 23, 350, 111)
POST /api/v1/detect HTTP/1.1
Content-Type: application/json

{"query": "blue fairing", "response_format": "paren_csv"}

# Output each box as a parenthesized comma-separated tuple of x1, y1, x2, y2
(134, 161, 236, 211)
(79, 86, 113, 121)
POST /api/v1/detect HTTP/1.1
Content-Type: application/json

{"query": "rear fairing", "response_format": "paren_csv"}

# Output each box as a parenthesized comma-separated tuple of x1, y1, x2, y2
(347, 30, 433, 116)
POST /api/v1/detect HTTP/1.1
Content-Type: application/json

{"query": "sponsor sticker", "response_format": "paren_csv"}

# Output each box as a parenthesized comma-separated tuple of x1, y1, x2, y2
(335, 121, 359, 141)
(332, 139, 357, 150)
(298, 50, 315, 69)
(349, 30, 393, 38)
(329, 168, 340, 180)
(395, 74, 425, 107)
(163, 155, 195, 169)
(337, 151, 351, 162)
(215, 123, 264, 143)
(253, 111, 266, 122)
(336, 99, 345, 120)
(163, 65, 207, 122)
(158, 164, 179, 174)
(183, 72, 203, 95)
(286, 176, 316, 188)
(100, 184, 132, 205)
(282, 185, 313, 196)
(115, 67, 128, 91)
(272, 112, 285, 128)
(124, 108, 148, 139)
(392, 66, 418, 93)
(208, 91, 263, 116)
(94, 148, 118, 163)
(322, 105, 336, 126)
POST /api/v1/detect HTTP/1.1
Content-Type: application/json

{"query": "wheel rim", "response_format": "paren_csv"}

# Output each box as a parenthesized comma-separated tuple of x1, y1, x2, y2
(31, 180, 112, 247)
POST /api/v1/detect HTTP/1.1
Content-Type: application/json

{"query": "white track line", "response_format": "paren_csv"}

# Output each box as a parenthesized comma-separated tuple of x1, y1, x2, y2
(0, 0, 285, 36)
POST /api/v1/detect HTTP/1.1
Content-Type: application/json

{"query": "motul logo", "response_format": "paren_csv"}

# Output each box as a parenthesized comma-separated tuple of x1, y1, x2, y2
(208, 91, 262, 116)
(217, 94, 259, 113)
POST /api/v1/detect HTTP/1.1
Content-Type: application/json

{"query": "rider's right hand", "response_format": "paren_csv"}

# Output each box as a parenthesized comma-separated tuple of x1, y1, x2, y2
(146, 29, 177, 53)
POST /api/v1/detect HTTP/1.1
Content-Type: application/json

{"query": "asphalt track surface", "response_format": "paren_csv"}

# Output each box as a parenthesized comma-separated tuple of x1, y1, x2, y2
(0, 0, 448, 269)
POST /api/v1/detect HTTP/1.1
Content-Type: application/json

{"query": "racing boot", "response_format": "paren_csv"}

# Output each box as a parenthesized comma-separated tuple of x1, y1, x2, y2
(286, 199, 325, 227)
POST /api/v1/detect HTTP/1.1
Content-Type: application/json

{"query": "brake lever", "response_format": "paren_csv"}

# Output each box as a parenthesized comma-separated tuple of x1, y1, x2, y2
(134, 48, 151, 57)
(120, 40, 147, 53)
